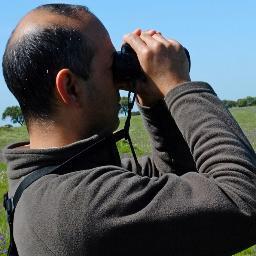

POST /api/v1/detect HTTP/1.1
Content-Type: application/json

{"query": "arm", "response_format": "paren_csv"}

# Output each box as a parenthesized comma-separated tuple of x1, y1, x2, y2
(58, 82, 256, 255)
(121, 30, 196, 176)
(90, 84, 256, 255)
(106, 30, 256, 254)
(138, 99, 197, 175)
(121, 99, 197, 176)
(34, 84, 256, 254)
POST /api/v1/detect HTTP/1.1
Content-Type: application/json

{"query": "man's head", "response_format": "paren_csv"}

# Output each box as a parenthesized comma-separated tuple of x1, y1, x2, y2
(2, 4, 120, 144)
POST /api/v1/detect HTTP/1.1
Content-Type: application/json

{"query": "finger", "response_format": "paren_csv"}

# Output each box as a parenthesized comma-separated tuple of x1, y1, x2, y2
(167, 38, 182, 48)
(144, 29, 157, 36)
(152, 33, 171, 47)
(121, 28, 141, 46)
(123, 33, 147, 53)
(132, 28, 142, 36)
(154, 34, 183, 51)
(140, 32, 159, 46)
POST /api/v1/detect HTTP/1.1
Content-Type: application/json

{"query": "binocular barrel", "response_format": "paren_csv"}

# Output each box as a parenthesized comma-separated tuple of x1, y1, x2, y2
(112, 43, 191, 82)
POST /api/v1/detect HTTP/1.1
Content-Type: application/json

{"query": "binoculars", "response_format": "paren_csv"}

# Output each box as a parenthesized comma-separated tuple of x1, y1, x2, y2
(112, 43, 191, 82)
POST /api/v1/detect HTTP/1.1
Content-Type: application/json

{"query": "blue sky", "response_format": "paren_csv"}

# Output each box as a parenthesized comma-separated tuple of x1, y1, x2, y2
(0, 0, 256, 125)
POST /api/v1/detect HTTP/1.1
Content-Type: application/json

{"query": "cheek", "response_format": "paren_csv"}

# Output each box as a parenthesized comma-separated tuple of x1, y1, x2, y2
(90, 72, 117, 109)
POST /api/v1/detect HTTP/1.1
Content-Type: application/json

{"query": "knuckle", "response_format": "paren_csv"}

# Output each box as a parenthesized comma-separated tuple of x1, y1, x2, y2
(146, 29, 157, 35)
(176, 43, 183, 51)
(166, 41, 173, 49)
(123, 33, 129, 39)
(141, 47, 151, 57)
(123, 33, 133, 40)
(153, 42, 163, 52)
(174, 41, 183, 51)
(167, 39, 181, 49)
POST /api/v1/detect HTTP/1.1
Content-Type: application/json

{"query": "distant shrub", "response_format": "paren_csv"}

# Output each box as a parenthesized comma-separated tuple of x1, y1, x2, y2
(223, 100, 237, 108)
(237, 98, 248, 107)
(223, 96, 256, 108)
(131, 111, 140, 116)
(2, 124, 13, 128)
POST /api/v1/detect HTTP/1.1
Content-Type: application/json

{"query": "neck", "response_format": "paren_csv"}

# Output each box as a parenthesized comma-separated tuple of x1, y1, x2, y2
(28, 120, 86, 149)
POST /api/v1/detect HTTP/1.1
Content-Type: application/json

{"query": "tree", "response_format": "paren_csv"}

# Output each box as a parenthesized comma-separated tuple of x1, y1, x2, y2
(2, 106, 24, 125)
(119, 97, 129, 116)
(222, 100, 237, 108)
(246, 96, 256, 106)
(237, 98, 247, 108)
(131, 111, 140, 116)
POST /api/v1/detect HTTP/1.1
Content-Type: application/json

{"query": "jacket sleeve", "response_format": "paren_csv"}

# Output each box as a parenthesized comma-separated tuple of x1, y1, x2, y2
(91, 82, 256, 255)
(121, 98, 197, 177)
(44, 81, 256, 255)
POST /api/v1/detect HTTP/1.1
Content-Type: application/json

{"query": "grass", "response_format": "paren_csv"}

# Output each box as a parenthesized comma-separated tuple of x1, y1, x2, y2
(117, 115, 151, 157)
(234, 247, 256, 256)
(0, 163, 8, 255)
(0, 106, 256, 254)
(0, 126, 28, 150)
(230, 107, 256, 150)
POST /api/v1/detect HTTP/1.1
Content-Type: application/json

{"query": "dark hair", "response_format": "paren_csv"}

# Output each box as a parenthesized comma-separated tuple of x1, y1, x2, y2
(2, 4, 94, 122)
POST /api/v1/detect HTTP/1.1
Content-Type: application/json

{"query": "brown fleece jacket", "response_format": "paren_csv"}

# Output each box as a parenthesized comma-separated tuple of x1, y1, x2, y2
(3, 82, 256, 256)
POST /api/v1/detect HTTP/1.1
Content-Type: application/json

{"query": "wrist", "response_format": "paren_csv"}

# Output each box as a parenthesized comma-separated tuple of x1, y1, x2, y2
(136, 78, 191, 106)
(136, 93, 163, 107)
(161, 78, 191, 96)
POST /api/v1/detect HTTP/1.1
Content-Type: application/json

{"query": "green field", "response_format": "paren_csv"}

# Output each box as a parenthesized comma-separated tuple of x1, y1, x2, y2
(230, 107, 256, 150)
(0, 106, 256, 255)
(0, 125, 28, 150)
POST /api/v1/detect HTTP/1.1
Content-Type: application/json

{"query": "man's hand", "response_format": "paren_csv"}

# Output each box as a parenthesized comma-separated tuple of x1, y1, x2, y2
(123, 29, 191, 106)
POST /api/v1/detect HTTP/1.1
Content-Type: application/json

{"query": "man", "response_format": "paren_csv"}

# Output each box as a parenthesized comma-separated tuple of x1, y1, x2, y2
(2, 3, 256, 256)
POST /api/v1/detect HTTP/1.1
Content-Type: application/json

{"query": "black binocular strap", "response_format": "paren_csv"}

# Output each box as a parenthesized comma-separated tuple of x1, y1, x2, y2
(13, 88, 140, 205)
(13, 128, 132, 208)
(3, 131, 118, 256)
(4, 131, 119, 255)
(4, 165, 58, 256)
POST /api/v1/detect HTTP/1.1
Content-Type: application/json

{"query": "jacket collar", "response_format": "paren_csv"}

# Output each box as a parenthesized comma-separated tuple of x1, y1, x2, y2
(3, 133, 121, 194)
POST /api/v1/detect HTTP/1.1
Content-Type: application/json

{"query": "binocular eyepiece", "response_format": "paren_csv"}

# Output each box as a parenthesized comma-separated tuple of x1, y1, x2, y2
(112, 43, 191, 83)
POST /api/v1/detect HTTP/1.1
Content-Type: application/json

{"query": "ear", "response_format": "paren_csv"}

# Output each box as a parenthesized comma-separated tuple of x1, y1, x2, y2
(55, 69, 80, 106)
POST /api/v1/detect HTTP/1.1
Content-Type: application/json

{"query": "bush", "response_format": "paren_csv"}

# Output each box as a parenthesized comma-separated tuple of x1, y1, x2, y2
(131, 111, 140, 116)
